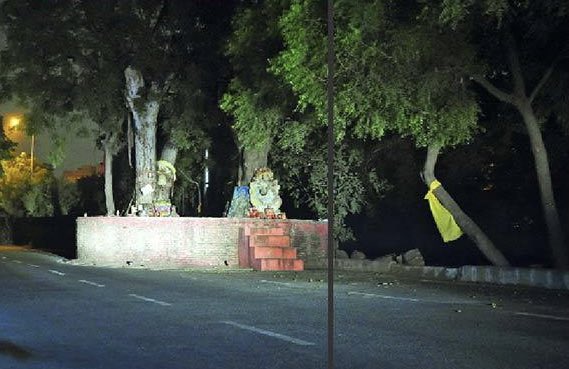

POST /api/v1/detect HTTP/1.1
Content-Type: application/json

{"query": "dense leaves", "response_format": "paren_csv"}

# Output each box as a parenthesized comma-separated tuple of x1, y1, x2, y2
(0, 0, 566, 264)
(220, 0, 294, 150)
(272, 0, 481, 148)
(0, 153, 53, 217)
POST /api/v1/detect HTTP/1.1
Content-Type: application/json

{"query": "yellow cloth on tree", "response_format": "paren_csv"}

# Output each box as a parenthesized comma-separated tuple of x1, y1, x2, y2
(424, 180, 463, 242)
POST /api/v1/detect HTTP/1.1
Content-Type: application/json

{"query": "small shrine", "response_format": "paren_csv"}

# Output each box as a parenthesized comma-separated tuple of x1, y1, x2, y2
(226, 167, 286, 219)
(248, 167, 285, 219)
(128, 160, 178, 217)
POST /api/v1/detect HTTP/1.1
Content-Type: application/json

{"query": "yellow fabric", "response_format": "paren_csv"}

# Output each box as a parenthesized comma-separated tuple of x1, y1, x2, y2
(424, 180, 463, 242)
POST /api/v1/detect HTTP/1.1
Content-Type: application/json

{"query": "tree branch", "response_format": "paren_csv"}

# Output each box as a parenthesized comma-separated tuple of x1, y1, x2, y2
(471, 75, 516, 105)
(505, 31, 526, 96)
(151, 0, 168, 34)
(529, 57, 563, 104)
(422, 143, 441, 185)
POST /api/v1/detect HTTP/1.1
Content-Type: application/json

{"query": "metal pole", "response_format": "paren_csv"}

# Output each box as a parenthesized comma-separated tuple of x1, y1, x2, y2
(30, 134, 35, 176)
(326, 0, 335, 368)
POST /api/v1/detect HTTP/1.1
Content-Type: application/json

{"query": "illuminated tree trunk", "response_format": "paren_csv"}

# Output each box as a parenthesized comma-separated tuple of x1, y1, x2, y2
(473, 34, 567, 268)
(422, 144, 510, 266)
(124, 66, 160, 210)
(102, 139, 115, 216)
(519, 102, 567, 268)
(155, 139, 178, 206)
(240, 140, 271, 185)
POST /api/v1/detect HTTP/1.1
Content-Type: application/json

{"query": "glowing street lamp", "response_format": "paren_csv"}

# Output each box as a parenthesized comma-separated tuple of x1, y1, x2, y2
(8, 116, 21, 130)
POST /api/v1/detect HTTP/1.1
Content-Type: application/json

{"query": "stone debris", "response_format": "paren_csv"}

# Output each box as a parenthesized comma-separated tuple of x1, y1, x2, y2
(403, 248, 425, 266)
(376, 254, 396, 264)
(374, 248, 425, 266)
(350, 250, 367, 260)
(336, 250, 349, 259)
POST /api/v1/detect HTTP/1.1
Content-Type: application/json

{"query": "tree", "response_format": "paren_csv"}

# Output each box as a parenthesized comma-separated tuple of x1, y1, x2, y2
(0, 0, 125, 215)
(0, 153, 54, 217)
(222, 0, 386, 239)
(221, 0, 295, 185)
(1, 0, 224, 215)
(271, 0, 509, 264)
(0, 117, 15, 165)
(431, 0, 569, 268)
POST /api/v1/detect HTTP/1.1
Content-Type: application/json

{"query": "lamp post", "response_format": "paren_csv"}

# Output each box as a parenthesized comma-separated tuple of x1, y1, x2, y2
(30, 133, 35, 175)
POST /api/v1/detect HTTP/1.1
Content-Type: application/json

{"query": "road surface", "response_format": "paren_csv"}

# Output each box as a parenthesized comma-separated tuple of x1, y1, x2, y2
(1, 246, 568, 369)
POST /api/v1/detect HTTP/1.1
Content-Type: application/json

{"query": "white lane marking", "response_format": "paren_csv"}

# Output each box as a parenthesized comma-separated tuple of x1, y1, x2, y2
(2, 256, 7, 259)
(48, 270, 66, 276)
(128, 294, 171, 306)
(514, 312, 569, 322)
(221, 321, 315, 346)
(28, 264, 40, 268)
(78, 279, 105, 288)
(347, 291, 420, 302)
(12, 260, 23, 264)
(346, 291, 482, 305)
(260, 280, 302, 288)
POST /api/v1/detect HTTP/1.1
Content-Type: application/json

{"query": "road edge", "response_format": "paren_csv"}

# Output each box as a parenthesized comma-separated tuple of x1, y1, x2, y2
(305, 258, 569, 291)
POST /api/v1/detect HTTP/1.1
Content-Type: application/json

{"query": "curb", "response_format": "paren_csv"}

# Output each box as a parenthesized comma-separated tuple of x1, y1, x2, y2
(458, 265, 569, 291)
(305, 258, 394, 272)
(305, 258, 569, 291)
(388, 264, 459, 281)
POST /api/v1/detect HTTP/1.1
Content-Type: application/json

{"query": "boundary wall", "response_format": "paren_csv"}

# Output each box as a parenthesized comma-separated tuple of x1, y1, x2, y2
(77, 217, 327, 269)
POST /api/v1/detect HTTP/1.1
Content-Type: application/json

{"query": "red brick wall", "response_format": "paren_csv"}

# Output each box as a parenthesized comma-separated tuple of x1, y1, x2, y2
(77, 217, 327, 269)
(290, 221, 328, 260)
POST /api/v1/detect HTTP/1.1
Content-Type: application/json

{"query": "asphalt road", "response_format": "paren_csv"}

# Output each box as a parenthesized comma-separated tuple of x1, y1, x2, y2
(1, 246, 568, 369)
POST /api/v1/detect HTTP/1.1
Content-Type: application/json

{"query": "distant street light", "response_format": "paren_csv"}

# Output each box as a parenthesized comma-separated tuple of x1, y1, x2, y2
(8, 116, 21, 130)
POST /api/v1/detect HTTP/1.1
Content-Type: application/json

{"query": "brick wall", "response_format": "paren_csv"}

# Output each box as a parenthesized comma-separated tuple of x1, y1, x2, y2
(77, 217, 327, 269)
(290, 221, 328, 260)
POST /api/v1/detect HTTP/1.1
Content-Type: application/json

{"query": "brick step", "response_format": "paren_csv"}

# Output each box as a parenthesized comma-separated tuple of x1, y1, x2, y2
(246, 227, 288, 237)
(251, 258, 304, 271)
(250, 246, 297, 260)
(249, 235, 290, 248)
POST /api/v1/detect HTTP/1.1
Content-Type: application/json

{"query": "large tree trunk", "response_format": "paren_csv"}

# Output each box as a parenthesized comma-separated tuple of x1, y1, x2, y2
(103, 141, 115, 216)
(160, 139, 178, 165)
(422, 144, 510, 266)
(155, 139, 178, 206)
(473, 34, 568, 268)
(518, 102, 568, 268)
(240, 140, 271, 185)
(124, 66, 160, 211)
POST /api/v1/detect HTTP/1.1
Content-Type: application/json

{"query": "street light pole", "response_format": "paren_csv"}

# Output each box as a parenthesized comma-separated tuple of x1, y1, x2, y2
(326, 1, 335, 368)
(30, 134, 35, 175)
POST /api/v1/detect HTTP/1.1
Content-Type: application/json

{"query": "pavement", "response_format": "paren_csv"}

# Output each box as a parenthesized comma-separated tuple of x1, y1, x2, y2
(307, 258, 569, 291)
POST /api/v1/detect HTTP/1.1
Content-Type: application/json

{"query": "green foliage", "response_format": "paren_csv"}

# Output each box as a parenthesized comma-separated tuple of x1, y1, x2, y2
(275, 120, 312, 153)
(2, 0, 231, 213)
(270, 0, 328, 122)
(221, 0, 294, 150)
(220, 80, 281, 149)
(222, 0, 482, 240)
(46, 134, 66, 169)
(0, 153, 54, 217)
(57, 179, 80, 216)
(0, 127, 15, 168)
(272, 0, 481, 148)
(274, 136, 390, 241)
